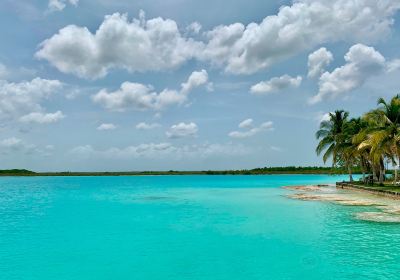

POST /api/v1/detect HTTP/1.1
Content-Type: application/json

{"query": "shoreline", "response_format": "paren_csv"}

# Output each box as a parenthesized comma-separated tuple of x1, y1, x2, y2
(0, 168, 365, 177)
(0, 172, 358, 177)
(336, 182, 400, 200)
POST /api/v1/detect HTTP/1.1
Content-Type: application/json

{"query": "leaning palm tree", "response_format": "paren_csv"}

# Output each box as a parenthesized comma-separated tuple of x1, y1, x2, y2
(316, 110, 349, 167)
(353, 125, 372, 182)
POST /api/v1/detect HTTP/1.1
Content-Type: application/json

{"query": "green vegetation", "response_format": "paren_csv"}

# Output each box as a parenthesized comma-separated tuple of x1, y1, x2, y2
(316, 94, 400, 184)
(349, 181, 400, 193)
(0, 166, 352, 176)
(0, 169, 36, 176)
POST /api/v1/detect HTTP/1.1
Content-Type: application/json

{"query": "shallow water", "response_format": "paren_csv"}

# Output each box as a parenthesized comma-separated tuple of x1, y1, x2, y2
(0, 175, 399, 280)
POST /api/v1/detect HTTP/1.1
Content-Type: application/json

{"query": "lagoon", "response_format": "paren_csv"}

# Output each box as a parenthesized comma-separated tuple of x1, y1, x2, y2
(0, 175, 399, 279)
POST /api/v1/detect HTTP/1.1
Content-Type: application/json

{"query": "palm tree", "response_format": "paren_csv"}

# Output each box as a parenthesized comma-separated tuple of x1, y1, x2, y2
(340, 118, 366, 182)
(316, 110, 349, 167)
(361, 95, 400, 183)
(352, 124, 372, 182)
(315, 95, 400, 184)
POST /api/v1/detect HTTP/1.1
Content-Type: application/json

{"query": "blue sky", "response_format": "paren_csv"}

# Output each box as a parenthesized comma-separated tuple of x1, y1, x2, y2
(1, 0, 400, 171)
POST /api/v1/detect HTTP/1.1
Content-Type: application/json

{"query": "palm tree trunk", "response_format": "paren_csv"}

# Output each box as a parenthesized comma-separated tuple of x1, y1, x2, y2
(379, 158, 385, 184)
(372, 165, 378, 182)
(348, 164, 353, 182)
(360, 160, 366, 183)
(395, 155, 399, 184)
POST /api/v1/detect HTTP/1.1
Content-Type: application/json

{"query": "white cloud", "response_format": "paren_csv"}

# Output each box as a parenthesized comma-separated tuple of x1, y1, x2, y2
(309, 44, 386, 104)
(229, 120, 273, 138)
(37, 1, 400, 78)
(250, 75, 302, 95)
(0, 137, 37, 155)
(36, 12, 203, 79)
(136, 122, 161, 130)
(387, 59, 400, 73)
(202, 0, 400, 74)
(166, 122, 198, 139)
(180, 69, 209, 95)
(238, 118, 253, 129)
(0, 77, 63, 120)
(0, 137, 24, 150)
(0, 137, 55, 157)
(186, 22, 202, 34)
(315, 111, 332, 123)
(97, 123, 116, 130)
(92, 70, 209, 111)
(70, 142, 250, 160)
(201, 23, 245, 67)
(307, 47, 334, 78)
(19, 111, 65, 124)
(48, 0, 79, 12)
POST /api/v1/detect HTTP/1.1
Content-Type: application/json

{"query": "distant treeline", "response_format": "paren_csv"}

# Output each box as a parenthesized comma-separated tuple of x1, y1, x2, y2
(0, 169, 36, 175)
(0, 166, 369, 176)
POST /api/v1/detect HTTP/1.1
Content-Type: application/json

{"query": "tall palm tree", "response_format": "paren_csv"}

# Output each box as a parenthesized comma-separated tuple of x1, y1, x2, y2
(316, 110, 349, 167)
(340, 118, 365, 182)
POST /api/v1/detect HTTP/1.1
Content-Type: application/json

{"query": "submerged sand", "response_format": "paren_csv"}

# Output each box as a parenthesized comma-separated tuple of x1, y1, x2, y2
(284, 184, 400, 223)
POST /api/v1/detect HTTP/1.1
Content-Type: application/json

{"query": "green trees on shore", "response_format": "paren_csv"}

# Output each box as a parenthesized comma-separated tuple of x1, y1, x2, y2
(316, 95, 400, 184)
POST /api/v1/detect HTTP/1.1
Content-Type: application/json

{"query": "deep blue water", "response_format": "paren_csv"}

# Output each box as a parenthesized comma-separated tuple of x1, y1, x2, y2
(0, 175, 399, 280)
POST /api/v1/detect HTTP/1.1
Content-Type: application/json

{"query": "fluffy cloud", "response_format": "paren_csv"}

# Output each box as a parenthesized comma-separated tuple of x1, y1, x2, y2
(0, 77, 63, 120)
(186, 22, 202, 34)
(201, 23, 245, 67)
(307, 47, 333, 78)
(238, 118, 253, 129)
(36, 12, 203, 79)
(48, 0, 78, 12)
(180, 69, 209, 95)
(70, 142, 250, 160)
(92, 70, 209, 111)
(202, 0, 400, 74)
(229, 120, 273, 138)
(250, 75, 302, 95)
(37, 1, 400, 78)
(97, 123, 117, 130)
(166, 122, 198, 139)
(19, 111, 65, 124)
(136, 122, 161, 130)
(309, 44, 386, 104)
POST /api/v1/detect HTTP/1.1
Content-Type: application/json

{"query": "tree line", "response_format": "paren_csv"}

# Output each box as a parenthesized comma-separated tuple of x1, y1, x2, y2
(0, 167, 351, 176)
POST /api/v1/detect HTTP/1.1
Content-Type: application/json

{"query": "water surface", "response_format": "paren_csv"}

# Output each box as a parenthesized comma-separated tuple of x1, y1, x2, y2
(0, 175, 399, 279)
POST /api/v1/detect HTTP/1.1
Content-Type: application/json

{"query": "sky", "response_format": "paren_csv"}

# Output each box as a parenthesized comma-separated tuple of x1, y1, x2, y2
(1, 0, 400, 172)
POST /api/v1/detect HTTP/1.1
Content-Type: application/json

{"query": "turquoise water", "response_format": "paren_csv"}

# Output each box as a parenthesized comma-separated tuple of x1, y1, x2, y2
(0, 175, 399, 280)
